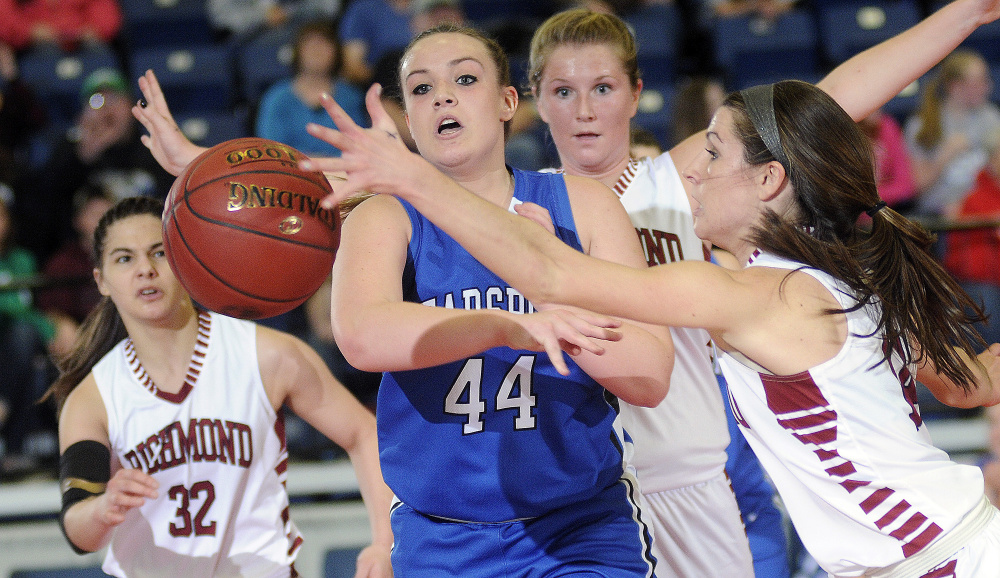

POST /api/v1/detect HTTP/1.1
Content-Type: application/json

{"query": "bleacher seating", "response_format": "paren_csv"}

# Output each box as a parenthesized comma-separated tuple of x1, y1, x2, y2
(634, 82, 675, 149)
(817, 0, 922, 65)
(17, 45, 120, 127)
(622, 3, 682, 64)
(881, 76, 925, 122)
(712, 9, 822, 91)
(237, 27, 296, 105)
(960, 18, 1000, 64)
(130, 44, 235, 114)
(176, 109, 251, 147)
(119, 0, 215, 50)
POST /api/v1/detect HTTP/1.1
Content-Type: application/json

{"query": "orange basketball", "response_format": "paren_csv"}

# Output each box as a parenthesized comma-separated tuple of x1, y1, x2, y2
(163, 137, 340, 320)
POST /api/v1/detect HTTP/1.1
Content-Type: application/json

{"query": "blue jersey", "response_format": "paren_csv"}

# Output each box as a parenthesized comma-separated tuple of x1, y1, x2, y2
(377, 169, 626, 523)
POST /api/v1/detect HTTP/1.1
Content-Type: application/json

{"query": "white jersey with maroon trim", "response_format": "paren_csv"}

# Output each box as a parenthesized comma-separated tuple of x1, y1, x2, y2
(720, 250, 986, 575)
(93, 311, 301, 578)
(614, 153, 731, 493)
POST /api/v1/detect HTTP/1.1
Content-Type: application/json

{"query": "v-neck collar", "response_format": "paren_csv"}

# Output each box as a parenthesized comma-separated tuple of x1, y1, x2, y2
(124, 310, 212, 403)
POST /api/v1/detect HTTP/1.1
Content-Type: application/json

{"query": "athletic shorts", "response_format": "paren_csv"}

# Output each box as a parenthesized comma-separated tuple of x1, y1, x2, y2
(641, 472, 755, 578)
(389, 475, 657, 577)
(897, 505, 1000, 578)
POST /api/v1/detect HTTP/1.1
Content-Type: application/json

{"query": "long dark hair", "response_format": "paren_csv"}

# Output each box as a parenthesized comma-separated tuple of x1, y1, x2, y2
(42, 196, 165, 411)
(727, 80, 986, 390)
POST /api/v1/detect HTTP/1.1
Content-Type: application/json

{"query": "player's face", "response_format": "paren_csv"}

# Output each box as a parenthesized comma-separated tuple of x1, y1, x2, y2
(400, 33, 517, 171)
(682, 107, 765, 251)
(534, 42, 640, 175)
(95, 214, 189, 325)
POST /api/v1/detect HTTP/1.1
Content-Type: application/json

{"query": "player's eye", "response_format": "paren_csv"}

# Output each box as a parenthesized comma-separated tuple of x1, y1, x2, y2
(595, 84, 611, 94)
(457, 74, 477, 85)
(412, 83, 431, 95)
(555, 87, 571, 98)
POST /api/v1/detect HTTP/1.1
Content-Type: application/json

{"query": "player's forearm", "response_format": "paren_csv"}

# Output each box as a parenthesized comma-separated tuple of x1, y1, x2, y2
(572, 322, 672, 407)
(346, 433, 395, 551)
(917, 346, 999, 408)
(63, 498, 115, 553)
(332, 302, 530, 372)
(818, 0, 988, 122)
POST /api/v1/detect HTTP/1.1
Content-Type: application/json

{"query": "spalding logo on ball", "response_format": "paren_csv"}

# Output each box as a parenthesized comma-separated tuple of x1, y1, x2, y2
(163, 137, 340, 320)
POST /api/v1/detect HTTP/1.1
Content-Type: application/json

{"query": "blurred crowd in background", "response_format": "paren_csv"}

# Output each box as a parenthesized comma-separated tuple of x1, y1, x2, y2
(0, 0, 999, 503)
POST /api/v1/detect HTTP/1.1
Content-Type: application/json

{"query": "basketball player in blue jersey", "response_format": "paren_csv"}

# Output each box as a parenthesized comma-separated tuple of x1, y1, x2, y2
(305, 0, 1000, 574)
(45, 197, 394, 577)
(131, 25, 674, 577)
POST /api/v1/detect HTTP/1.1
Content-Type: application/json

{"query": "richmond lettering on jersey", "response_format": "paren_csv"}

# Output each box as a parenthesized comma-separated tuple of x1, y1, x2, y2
(123, 418, 253, 474)
(421, 286, 536, 313)
(635, 228, 683, 266)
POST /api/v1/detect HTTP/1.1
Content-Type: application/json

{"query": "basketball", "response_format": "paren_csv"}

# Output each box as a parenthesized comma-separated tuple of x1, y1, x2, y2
(163, 137, 340, 320)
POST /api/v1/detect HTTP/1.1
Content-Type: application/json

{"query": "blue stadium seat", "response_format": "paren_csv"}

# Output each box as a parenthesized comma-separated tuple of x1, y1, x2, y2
(238, 27, 296, 105)
(634, 82, 675, 149)
(119, 0, 215, 49)
(881, 76, 925, 122)
(17, 45, 120, 126)
(817, 0, 922, 65)
(130, 45, 235, 114)
(639, 53, 675, 86)
(176, 109, 250, 147)
(962, 19, 1000, 64)
(622, 3, 682, 62)
(712, 10, 821, 91)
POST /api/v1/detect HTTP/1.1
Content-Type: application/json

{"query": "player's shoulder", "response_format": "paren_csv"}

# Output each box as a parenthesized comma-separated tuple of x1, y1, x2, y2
(562, 174, 619, 205)
(60, 373, 110, 443)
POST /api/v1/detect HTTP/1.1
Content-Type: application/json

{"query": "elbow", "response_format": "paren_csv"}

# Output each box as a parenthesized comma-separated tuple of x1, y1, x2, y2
(331, 318, 382, 373)
(611, 376, 669, 408)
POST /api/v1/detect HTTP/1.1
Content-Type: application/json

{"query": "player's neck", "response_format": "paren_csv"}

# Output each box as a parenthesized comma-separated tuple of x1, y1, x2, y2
(125, 306, 202, 392)
(452, 164, 515, 208)
(560, 155, 632, 190)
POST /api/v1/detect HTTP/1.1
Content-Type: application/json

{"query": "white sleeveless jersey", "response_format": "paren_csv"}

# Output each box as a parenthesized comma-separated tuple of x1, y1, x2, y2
(720, 251, 986, 575)
(615, 154, 730, 493)
(93, 311, 301, 578)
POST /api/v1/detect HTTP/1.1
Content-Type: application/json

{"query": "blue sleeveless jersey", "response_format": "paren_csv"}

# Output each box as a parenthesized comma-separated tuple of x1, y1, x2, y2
(377, 169, 625, 522)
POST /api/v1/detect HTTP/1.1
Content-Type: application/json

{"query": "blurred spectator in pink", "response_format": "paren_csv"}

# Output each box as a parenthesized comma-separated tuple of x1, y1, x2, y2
(859, 108, 917, 213)
(0, 0, 122, 53)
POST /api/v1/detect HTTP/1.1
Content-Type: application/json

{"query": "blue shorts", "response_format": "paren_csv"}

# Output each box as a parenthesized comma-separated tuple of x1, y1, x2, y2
(389, 476, 657, 577)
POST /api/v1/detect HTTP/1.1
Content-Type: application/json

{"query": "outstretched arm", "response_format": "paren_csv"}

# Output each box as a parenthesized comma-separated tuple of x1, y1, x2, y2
(818, 0, 1000, 121)
(669, 0, 1000, 174)
(305, 89, 750, 340)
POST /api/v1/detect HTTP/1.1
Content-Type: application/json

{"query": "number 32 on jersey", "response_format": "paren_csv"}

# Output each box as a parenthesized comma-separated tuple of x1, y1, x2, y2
(444, 355, 538, 434)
